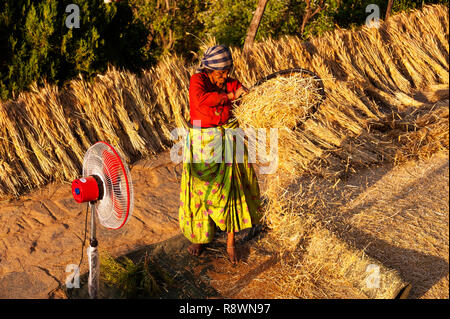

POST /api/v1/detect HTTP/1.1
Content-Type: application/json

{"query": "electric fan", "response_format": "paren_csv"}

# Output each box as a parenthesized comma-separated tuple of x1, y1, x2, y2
(71, 141, 134, 299)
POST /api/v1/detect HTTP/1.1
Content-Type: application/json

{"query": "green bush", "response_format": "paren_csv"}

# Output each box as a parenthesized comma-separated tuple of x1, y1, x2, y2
(129, 0, 207, 59)
(0, 0, 151, 101)
(199, 0, 449, 47)
(199, 0, 306, 47)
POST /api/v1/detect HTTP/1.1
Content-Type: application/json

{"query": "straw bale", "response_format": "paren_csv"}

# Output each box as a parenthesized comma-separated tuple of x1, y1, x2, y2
(234, 73, 323, 129)
(304, 227, 410, 299)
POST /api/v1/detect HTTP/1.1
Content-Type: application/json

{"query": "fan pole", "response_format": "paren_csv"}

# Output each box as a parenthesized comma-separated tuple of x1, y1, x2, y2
(87, 202, 99, 299)
(90, 202, 97, 246)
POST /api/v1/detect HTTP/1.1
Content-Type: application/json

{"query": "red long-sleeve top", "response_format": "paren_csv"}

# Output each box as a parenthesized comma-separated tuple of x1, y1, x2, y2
(189, 72, 242, 128)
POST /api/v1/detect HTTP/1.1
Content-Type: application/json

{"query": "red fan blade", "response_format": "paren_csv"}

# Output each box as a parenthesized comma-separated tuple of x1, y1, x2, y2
(102, 149, 120, 185)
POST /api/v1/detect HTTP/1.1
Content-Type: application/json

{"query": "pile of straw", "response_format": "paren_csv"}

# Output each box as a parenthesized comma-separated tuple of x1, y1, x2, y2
(233, 73, 328, 179)
(230, 4, 448, 298)
(261, 226, 410, 299)
(235, 73, 323, 129)
(0, 58, 194, 198)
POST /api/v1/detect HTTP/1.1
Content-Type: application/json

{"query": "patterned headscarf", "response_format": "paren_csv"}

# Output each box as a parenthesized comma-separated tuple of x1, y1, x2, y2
(196, 45, 233, 73)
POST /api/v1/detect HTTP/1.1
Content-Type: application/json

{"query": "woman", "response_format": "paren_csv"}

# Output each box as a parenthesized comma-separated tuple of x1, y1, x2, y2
(178, 45, 262, 264)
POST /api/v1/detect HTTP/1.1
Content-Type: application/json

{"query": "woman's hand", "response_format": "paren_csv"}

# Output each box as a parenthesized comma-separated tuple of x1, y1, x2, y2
(235, 86, 248, 99)
(228, 86, 248, 101)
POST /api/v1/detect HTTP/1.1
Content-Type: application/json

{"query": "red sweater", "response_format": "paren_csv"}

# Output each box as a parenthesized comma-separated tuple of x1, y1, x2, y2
(189, 72, 242, 128)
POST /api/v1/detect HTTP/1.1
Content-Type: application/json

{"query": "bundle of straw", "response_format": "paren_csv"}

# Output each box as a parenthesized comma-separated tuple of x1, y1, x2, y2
(288, 227, 410, 299)
(234, 73, 323, 129)
(233, 73, 329, 182)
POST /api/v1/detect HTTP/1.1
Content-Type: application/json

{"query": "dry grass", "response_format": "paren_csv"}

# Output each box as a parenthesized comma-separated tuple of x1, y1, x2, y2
(254, 227, 409, 299)
(235, 74, 322, 129)
(231, 3, 448, 231)
(231, 4, 448, 298)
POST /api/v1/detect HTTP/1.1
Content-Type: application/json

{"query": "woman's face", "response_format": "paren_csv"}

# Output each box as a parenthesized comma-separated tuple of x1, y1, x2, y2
(207, 69, 229, 89)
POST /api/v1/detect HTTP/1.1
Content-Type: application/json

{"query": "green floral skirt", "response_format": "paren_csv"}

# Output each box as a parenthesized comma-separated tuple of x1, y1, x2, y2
(178, 119, 262, 244)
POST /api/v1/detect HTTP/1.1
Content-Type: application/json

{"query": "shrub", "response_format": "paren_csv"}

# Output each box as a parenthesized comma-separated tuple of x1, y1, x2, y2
(129, 0, 206, 60)
(100, 251, 171, 298)
(0, 0, 151, 101)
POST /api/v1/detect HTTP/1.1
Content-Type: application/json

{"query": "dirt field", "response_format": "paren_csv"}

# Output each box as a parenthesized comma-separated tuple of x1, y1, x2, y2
(0, 149, 447, 299)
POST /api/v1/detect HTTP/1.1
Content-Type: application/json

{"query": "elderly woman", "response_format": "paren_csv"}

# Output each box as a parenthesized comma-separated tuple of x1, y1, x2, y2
(178, 45, 262, 264)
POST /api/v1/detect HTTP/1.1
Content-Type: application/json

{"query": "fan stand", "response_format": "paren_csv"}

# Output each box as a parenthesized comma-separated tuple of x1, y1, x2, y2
(90, 201, 98, 247)
(87, 201, 99, 299)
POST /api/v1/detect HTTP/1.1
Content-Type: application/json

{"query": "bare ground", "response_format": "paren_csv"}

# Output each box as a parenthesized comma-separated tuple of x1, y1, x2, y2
(0, 150, 448, 299)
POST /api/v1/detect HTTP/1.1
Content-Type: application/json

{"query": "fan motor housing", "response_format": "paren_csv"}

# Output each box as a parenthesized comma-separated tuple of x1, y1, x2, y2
(72, 175, 103, 203)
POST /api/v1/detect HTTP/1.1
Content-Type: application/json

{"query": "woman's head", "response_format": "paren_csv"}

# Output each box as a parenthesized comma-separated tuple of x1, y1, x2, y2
(197, 45, 233, 87)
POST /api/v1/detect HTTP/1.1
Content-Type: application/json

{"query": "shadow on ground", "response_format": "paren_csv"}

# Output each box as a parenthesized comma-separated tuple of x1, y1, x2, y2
(65, 226, 268, 299)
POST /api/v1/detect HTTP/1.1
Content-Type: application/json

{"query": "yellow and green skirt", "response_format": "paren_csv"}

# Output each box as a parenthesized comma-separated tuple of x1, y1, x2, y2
(178, 119, 262, 244)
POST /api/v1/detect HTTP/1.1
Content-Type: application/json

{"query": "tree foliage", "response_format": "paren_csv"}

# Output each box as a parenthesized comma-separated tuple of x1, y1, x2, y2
(199, 0, 305, 47)
(197, 0, 449, 48)
(0, 0, 150, 100)
(128, 0, 206, 59)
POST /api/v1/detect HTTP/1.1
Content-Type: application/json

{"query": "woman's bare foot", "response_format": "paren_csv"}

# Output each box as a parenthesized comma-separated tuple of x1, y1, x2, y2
(227, 232, 238, 264)
(188, 243, 203, 256)
(227, 245, 238, 265)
